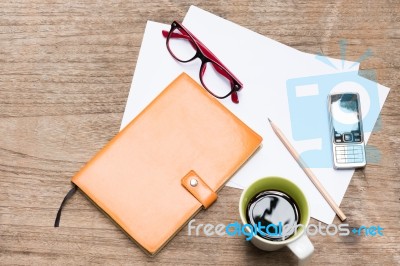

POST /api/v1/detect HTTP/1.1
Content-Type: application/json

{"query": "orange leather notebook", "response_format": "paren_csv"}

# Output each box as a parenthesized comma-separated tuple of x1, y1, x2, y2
(63, 73, 262, 255)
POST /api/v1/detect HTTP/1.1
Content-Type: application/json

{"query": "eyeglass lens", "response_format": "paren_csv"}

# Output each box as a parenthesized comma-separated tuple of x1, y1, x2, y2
(168, 28, 197, 62)
(201, 62, 233, 98)
(168, 27, 233, 98)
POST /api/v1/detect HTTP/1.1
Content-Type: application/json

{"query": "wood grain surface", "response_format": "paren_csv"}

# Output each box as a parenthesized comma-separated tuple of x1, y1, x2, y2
(0, 1, 399, 265)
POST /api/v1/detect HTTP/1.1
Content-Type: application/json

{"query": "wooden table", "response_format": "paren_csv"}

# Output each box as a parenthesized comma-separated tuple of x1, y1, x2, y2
(1, 1, 399, 265)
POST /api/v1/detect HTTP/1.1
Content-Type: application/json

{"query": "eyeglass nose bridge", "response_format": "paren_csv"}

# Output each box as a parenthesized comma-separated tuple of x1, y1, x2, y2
(196, 51, 210, 63)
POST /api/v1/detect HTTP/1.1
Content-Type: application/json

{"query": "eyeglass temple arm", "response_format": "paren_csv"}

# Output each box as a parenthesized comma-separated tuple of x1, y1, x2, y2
(162, 30, 191, 41)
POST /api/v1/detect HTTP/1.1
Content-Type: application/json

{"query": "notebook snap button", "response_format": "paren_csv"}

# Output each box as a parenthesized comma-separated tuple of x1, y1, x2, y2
(190, 178, 198, 187)
(181, 170, 217, 209)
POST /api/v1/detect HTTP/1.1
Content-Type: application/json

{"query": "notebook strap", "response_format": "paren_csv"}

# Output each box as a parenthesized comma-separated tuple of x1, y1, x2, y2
(54, 184, 78, 227)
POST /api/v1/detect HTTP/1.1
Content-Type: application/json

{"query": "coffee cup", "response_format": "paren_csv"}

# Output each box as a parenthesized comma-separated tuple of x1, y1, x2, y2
(239, 176, 314, 262)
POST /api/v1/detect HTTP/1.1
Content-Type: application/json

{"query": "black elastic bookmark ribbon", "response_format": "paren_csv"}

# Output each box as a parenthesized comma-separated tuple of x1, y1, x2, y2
(54, 184, 78, 227)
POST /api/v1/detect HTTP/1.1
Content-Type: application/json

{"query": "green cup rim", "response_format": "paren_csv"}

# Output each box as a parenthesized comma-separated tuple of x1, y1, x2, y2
(239, 176, 310, 245)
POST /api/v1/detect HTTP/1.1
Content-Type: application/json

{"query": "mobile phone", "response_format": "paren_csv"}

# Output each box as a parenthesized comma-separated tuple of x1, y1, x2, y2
(328, 93, 366, 169)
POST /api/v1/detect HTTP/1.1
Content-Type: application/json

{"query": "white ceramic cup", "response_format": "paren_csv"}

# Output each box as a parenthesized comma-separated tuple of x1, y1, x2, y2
(239, 176, 314, 262)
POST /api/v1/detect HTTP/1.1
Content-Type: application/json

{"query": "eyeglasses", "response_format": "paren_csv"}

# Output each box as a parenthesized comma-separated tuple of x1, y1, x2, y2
(162, 21, 243, 104)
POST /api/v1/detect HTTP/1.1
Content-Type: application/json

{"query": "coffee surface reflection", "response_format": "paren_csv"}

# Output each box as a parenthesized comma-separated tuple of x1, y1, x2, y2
(246, 190, 300, 241)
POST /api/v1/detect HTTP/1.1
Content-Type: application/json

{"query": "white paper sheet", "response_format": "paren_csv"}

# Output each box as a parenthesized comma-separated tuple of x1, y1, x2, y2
(120, 6, 389, 224)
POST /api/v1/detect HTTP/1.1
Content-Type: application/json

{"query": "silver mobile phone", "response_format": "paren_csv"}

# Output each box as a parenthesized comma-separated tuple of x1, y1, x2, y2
(328, 93, 366, 169)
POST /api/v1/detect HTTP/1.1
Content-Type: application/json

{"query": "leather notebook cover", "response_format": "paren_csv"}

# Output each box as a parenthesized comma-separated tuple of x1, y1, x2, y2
(71, 73, 262, 255)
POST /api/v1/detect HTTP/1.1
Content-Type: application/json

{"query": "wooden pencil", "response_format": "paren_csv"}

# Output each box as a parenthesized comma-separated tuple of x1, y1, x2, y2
(268, 118, 347, 222)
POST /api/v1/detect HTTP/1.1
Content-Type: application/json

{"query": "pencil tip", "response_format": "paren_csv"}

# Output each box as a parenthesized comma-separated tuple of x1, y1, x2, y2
(268, 118, 272, 123)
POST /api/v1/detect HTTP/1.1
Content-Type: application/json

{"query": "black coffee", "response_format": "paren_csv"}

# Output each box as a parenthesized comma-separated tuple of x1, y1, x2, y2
(246, 190, 300, 241)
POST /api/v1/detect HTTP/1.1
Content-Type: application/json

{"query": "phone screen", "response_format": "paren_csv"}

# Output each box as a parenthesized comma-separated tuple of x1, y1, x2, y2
(330, 94, 362, 143)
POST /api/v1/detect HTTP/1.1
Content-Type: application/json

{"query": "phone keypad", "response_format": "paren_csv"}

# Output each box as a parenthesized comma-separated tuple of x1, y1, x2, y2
(335, 145, 364, 163)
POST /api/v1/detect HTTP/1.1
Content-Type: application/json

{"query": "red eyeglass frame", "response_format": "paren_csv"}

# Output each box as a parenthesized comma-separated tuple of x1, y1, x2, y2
(162, 21, 243, 104)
